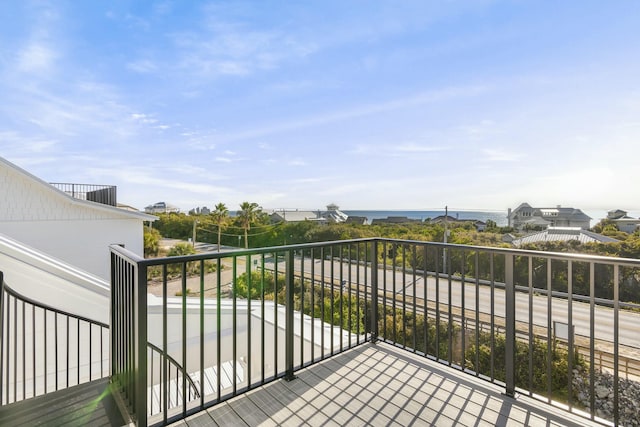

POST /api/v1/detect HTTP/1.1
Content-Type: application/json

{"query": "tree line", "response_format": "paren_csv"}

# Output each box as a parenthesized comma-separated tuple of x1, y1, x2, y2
(146, 206, 640, 304)
(149, 207, 640, 258)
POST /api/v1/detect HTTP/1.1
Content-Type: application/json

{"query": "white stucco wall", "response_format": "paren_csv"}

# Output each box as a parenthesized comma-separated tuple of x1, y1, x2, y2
(0, 219, 143, 280)
(1, 157, 153, 279)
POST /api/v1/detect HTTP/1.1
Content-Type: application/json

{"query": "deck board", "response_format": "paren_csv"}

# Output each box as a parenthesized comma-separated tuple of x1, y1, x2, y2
(0, 378, 127, 427)
(176, 342, 605, 427)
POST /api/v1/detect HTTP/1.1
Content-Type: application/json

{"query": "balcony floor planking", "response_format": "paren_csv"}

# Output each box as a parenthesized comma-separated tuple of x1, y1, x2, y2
(0, 378, 127, 427)
(172, 342, 602, 427)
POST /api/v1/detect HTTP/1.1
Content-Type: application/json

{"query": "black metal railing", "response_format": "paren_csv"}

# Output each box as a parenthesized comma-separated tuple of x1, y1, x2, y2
(0, 271, 109, 405)
(147, 342, 200, 416)
(50, 183, 117, 206)
(110, 239, 640, 427)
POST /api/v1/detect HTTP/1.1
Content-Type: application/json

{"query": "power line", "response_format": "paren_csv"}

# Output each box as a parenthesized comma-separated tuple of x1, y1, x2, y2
(196, 222, 284, 238)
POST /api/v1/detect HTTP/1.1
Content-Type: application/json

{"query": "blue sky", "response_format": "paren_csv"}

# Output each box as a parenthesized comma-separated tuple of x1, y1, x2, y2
(1, 1, 640, 213)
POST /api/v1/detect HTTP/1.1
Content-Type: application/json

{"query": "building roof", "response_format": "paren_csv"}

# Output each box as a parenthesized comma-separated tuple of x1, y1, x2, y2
(607, 209, 628, 219)
(430, 215, 458, 223)
(145, 201, 180, 212)
(345, 216, 367, 225)
(512, 227, 619, 247)
(0, 156, 156, 221)
(321, 208, 348, 223)
(510, 203, 591, 220)
(270, 210, 321, 222)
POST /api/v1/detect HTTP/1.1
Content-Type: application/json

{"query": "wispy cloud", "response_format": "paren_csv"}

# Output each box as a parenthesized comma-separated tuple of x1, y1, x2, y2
(17, 43, 57, 73)
(395, 143, 445, 153)
(482, 148, 522, 162)
(212, 85, 490, 143)
(165, 8, 318, 79)
(0, 131, 58, 153)
(127, 59, 157, 73)
(352, 142, 445, 157)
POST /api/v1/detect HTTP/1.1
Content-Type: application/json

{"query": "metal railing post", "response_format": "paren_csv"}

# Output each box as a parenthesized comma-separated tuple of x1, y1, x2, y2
(370, 241, 379, 343)
(284, 249, 296, 381)
(0, 271, 4, 405)
(504, 253, 516, 398)
(135, 263, 148, 426)
(109, 252, 117, 388)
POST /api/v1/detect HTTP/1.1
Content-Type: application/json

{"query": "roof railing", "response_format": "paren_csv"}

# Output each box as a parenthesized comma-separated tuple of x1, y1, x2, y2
(50, 183, 117, 206)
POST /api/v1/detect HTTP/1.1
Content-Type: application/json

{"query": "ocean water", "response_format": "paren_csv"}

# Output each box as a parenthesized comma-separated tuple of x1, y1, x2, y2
(342, 210, 509, 226)
(342, 209, 613, 227)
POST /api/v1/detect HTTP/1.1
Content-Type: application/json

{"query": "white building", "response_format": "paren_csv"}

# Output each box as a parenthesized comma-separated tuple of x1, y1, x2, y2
(145, 201, 180, 214)
(268, 204, 349, 224)
(508, 202, 591, 231)
(269, 209, 326, 223)
(0, 156, 156, 279)
(606, 209, 640, 234)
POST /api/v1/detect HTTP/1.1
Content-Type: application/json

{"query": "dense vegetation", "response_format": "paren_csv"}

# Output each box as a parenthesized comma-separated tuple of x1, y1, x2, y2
(150, 212, 640, 304)
(151, 212, 514, 249)
(152, 212, 640, 256)
(234, 270, 585, 402)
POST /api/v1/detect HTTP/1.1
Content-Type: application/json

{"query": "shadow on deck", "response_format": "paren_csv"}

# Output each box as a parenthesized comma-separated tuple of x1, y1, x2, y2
(171, 342, 603, 427)
(0, 378, 129, 427)
(0, 343, 607, 426)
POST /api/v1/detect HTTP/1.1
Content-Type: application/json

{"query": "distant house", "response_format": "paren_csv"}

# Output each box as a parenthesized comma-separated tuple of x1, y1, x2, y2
(268, 205, 348, 224)
(0, 156, 156, 279)
(607, 209, 628, 220)
(612, 218, 640, 234)
(345, 216, 368, 225)
(189, 206, 211, 215)
(508, 203, 591, 231)
(145, 201, 180, 214)
(606, 209, 640, 233)
(430, 216, 486, 231)
(511, 227, 618, 247)
(473, 220, 487, 232)
(371, 216, 421, 225)
(270, 210, 324, 223)
(429, 215, 458, 224)
(320, 204, 348, 223)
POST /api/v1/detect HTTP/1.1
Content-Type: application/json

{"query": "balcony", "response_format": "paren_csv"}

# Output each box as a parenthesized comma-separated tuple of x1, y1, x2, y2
(1, 239, 639, 426)
(50, 182, 117, 206)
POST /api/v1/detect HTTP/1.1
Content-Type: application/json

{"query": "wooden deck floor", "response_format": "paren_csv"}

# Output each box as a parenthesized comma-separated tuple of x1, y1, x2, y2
(171, 342, 603, 427)
(0, 343, 606, 426)
(0, 378, 128, 427)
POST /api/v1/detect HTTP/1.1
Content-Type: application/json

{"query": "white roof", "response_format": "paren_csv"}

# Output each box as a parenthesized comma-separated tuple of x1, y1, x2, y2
(512, 227, 619, 246)
(1, 156, 156, 221)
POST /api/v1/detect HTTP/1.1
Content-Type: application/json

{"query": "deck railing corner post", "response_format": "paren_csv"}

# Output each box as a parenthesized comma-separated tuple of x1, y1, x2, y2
(136, 262, 148, 426)
(284, 249, 296, 381)
(504, 253, 516, 398)
(370, 240, 379, 343)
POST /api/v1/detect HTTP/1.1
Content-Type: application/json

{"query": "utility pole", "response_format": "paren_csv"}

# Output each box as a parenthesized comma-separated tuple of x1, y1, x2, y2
(444, 205, 448, 244)
(192, 219, 197, 248)
(443, 206, 448, 274)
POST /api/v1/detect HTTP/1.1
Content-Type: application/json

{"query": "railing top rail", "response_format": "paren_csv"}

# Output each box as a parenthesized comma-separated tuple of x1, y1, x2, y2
(380, 237, 640, 266)
(1, 281, 109, 328)
(49, 182, 116, 189)
(111, 238, 381, 267)
(113, 237, 640, 268)
(110, 243, 146, 264)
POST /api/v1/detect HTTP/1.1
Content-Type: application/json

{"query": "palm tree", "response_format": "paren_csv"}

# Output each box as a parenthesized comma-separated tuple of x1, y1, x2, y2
(238, 201, 260, 249)
(211, 202, 229, 252)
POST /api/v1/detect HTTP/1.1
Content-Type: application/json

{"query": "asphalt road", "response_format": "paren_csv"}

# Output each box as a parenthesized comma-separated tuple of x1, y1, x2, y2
(262, 256, 640, 354)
